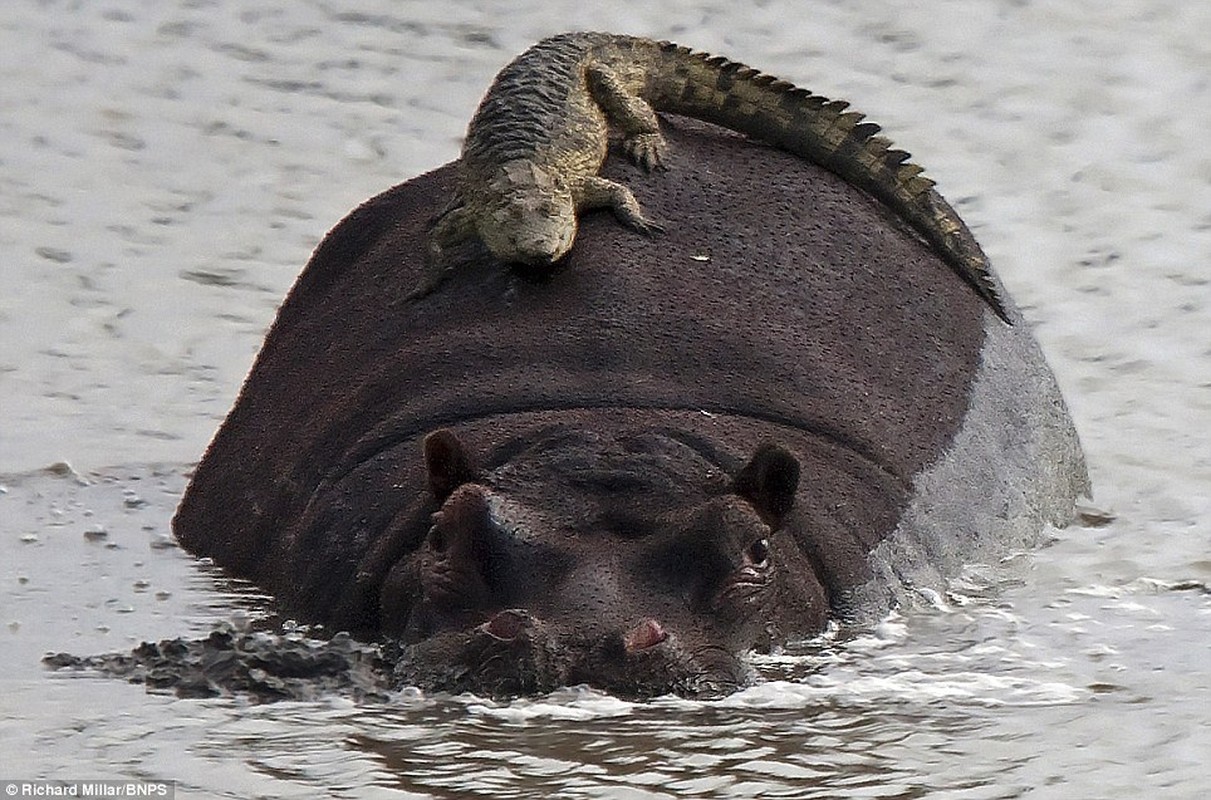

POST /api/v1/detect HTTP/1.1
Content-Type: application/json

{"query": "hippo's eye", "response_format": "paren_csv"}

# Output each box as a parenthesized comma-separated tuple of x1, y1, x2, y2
(746, 538, 770, 567)
(428, 526, 447, 554)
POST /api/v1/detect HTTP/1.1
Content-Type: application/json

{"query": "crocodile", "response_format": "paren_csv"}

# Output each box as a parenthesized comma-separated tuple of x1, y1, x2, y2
(417, 31, 1010, 323)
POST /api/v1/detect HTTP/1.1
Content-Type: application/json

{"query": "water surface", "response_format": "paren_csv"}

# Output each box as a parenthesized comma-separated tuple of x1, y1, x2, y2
(3, 1, 1208, 797)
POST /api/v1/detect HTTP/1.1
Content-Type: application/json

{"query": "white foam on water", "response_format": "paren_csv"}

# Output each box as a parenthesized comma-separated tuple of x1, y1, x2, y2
(728, 670, 1089, 711)
(460, 686, 639, 724)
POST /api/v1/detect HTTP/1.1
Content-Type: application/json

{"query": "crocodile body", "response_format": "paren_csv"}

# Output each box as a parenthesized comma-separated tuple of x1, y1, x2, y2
(422, 31, 1010, 323)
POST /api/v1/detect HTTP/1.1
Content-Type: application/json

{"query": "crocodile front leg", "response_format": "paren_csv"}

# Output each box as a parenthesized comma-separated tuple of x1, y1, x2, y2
(586, 65, 668, 172)
(411, 202, 478, 299)
(573, 175, 664, 233)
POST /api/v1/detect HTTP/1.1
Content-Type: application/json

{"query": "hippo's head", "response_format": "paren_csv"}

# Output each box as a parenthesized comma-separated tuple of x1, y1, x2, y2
(384, 427, 827, 698)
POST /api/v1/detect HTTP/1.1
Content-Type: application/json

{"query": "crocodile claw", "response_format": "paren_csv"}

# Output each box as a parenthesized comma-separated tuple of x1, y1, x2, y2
(633, 216, 665, 235)
(624, 132, 669, 173)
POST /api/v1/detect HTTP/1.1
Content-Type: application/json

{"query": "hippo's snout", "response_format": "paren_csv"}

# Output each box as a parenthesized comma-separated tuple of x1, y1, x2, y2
(563, 620, 747, 699)
(394, 608, 746, 699)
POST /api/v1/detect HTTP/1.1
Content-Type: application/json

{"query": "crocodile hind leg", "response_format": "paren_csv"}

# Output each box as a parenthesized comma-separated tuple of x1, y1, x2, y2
(586, 65, 668, 172)
(573, 175, 664, 234)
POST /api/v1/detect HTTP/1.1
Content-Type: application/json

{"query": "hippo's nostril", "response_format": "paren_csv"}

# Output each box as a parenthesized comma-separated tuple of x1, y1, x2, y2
(482, 609, 529, 641)
(623, 618, 668, 653)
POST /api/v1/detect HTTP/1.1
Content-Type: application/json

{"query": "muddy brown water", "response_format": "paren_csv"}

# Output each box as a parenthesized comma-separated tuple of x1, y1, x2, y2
(3, 2, 1209, 797)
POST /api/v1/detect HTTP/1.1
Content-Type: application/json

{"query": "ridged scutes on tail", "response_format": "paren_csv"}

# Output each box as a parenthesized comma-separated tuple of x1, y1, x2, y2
(651, 39, 1011, 323)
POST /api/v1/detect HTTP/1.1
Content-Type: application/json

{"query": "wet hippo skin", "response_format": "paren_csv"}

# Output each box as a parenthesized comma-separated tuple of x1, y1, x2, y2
(174, 117, 1087, 697)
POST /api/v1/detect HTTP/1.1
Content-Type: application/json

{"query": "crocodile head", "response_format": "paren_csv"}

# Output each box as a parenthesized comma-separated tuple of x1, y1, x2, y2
(478, 162, 579, 266)
(385, 428, 827, 699)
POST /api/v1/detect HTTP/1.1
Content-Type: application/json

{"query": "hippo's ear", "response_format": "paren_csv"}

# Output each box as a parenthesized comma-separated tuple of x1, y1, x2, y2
(733, 443, 800, 526)
(423, 429, 478, 503)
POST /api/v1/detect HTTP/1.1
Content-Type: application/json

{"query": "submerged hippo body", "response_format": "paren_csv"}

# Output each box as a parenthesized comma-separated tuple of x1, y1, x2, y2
(173, 117, 1088, 697)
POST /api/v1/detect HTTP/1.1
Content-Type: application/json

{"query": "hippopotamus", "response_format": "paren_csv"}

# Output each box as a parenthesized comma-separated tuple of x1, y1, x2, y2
(173, 116, 1089, 698)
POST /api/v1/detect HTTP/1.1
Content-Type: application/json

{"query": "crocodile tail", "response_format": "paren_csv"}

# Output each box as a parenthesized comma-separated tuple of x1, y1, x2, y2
(647, 40, 1011, 324)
